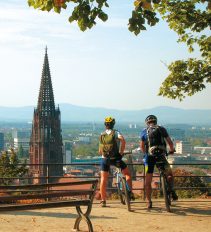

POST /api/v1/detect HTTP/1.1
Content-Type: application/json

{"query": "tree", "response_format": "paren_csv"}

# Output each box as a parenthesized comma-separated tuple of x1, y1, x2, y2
(28, 0, 210, 100)
(0, 149, 28, 185)
(173, 168, 208, 198)
(72, 141, 98, 157)
(17, 145, 29, 159)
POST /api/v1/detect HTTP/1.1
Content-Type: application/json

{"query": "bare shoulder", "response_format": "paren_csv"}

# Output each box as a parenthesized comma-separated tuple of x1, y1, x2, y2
(114, 130, 124, 139)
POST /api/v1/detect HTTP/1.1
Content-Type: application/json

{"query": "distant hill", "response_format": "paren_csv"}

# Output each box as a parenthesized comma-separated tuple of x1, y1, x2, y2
(0, 104, 210, 124)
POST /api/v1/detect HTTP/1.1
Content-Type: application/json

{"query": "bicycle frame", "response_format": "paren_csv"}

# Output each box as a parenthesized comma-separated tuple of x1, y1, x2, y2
(115, 167, 131, 193)
(115, 165, 131, 211)
(155, 156, 172, 212)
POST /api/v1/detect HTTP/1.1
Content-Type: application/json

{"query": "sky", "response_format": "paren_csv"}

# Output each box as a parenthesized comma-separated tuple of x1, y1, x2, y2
(0, 0, 210, 110)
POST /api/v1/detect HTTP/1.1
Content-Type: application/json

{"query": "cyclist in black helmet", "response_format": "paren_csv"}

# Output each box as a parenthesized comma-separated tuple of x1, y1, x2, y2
(140, 115, 178, 209)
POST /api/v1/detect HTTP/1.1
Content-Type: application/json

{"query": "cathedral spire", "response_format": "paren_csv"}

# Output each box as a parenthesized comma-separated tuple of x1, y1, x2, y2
(37, 48, 55, 115)
(30, 48, 63, 183)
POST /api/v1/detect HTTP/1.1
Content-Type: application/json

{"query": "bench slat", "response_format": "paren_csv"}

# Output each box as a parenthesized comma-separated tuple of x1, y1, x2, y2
(0, 199, 90, 212)
(0, 179, 98, 190)
(0, 190, 94, 202)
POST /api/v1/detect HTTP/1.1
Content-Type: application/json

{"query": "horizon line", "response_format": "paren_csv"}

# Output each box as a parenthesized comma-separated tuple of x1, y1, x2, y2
(0, 104, 211, 111)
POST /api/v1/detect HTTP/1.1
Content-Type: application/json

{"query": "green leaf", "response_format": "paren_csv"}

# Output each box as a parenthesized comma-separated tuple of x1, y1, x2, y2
(98, 12, 108, 22)
(54, 6, 61, 13)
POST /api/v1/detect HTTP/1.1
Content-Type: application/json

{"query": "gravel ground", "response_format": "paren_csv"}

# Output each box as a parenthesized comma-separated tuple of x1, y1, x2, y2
(0, 199, 210, 232)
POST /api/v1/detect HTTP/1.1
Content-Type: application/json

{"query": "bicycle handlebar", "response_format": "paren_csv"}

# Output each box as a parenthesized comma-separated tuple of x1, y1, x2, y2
(123, 151, 132, 156)
(146, 149, 176, 157)
(167, 148, 176, 155)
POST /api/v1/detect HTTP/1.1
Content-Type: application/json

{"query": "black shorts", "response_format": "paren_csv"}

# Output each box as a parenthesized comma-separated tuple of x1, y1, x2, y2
(100, 156, 127, 172)
(144, 153, 170, 174)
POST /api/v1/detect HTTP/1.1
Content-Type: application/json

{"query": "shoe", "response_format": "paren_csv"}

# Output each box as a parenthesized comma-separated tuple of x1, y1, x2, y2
(100, 200, 106, 207)
(147, 201, 152, 209)
(129, 192, 135, 201)
(171, 191, 178, 201)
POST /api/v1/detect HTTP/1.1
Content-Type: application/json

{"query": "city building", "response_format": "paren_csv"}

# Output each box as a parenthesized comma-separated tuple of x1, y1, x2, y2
(0, 132, 4, 151)
(175, 140, 193, 155)
(129, 124, 137, 129)
(13, 130, 30, 151)
(63, 141, 73, 164)
(78, 136, 91, 144)
(206, 139, 211, 146)
(29, 48, 63, 183)
(194, 146, 211, 155)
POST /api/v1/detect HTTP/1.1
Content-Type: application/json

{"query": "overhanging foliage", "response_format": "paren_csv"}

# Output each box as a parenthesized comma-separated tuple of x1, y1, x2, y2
(27, 0, 211, 100)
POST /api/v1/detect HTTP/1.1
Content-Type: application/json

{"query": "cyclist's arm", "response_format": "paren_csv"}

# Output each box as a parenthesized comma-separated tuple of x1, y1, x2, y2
(161, 127, 175, 154)
(165, 136, 175, 154)
(118, 134, 126, 155)
(140, 140, 146, 153)
(98, 146, 102, 155)
(139, 129, 146, 153)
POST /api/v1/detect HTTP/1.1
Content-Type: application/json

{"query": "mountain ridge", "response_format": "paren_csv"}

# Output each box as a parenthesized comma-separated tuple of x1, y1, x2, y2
(0, 104, 210, 124)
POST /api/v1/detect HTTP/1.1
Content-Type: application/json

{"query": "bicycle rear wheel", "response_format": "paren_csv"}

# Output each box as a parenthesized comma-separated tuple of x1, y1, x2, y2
(117, 178, 125, 205)
(118, 176, 131, 211)
(161, 174, 171, 212)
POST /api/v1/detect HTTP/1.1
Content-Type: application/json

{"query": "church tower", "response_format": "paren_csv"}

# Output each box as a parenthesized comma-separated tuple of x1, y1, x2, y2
(29, 48, 63, 183)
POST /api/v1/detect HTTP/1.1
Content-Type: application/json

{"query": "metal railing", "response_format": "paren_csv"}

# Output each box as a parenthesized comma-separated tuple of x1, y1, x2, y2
(0, 162, 211, 200)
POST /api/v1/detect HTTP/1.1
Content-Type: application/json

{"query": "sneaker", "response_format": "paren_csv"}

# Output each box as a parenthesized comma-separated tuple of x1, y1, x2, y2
(171, 191, 178, 201)
(100, 200, 106, 207)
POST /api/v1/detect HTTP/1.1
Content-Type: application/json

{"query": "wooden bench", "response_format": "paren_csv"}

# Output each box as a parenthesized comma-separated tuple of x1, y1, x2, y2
(0, 179, 98, 232)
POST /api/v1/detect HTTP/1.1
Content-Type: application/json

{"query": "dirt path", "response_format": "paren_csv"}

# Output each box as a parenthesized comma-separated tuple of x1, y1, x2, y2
(0, 200, 210, 232)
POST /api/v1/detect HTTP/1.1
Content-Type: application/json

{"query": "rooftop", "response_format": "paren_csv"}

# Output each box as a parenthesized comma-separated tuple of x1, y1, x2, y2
(1, 199, 211, 232)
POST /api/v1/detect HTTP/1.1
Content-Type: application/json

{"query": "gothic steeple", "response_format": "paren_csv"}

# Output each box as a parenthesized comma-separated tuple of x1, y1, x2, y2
(29, 48, 63, 184)
(37, 47, 55, 116)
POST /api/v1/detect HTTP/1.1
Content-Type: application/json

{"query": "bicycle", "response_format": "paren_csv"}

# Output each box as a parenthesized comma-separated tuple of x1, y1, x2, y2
(154, 152, 173, 212)
(114, 152, 132, 212)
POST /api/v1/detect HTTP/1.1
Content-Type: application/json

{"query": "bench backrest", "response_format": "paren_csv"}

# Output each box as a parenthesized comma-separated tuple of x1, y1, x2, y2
(0, 179, 98, 204)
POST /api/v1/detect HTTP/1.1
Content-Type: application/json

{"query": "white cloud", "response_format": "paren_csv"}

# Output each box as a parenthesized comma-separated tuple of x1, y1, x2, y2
(0, 3, 82, 48)
(0, 1, 210, 110)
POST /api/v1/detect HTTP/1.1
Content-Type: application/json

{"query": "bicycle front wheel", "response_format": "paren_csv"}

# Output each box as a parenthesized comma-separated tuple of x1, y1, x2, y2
(118, 176, 131, 211)
(161, 174, 171, 212)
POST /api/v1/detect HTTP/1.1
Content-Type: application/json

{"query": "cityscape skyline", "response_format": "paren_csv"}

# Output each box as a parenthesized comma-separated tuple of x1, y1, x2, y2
(0, 1, 210, 110)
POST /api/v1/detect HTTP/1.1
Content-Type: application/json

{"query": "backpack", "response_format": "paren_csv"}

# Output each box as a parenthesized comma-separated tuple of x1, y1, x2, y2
(146, 126, 166, 154)
(99, 130, 119, 157)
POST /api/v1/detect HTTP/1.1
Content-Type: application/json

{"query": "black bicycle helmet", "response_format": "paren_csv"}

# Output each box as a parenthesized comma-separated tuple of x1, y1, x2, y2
(145, 115, 157, 125)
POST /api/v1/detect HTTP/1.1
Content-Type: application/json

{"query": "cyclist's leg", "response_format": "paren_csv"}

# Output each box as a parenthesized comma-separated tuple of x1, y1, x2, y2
(145, 155, 155, 207)
(113, 158, 132, 190)
(122, 166, 132, 190)
(159, 155, 174, 189)
(159, 155, 178, 200)
(145, 173, 153, 207)
(100, 158, 110, 204)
